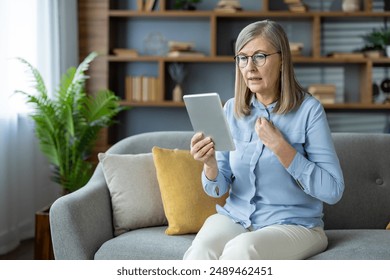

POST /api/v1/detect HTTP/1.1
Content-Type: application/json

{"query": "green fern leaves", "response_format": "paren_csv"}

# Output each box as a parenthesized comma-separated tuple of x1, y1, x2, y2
(15, 52, 125, 192)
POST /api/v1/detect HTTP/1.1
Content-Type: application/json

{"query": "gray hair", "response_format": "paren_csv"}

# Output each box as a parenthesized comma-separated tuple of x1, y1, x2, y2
(234, 20, 305, 117)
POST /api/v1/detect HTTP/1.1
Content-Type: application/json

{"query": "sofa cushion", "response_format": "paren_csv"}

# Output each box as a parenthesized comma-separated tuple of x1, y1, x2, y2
(308, 229, 390, 259)
(325, 133, 390, 230)
(152, 147, 228, 235)
(94, 228, 390, 260)
(98, 153, 167, 236)
(94, 227, 195, 260)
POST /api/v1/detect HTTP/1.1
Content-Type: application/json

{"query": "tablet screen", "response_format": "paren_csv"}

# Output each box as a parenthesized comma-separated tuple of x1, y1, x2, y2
(183, 93, 235, 151)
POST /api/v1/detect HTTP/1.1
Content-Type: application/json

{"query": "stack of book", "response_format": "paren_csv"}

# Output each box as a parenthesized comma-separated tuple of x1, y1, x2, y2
(126, 76, 161, 102)
(112, 48, 139, 57)
(214, 0, 242, 12)
(167, 41, 205, 57)
(328, 52, 365, 59)
(284, 0, 308, 12)
(308, 84, 336, 104)
(289, 42, 303, 56)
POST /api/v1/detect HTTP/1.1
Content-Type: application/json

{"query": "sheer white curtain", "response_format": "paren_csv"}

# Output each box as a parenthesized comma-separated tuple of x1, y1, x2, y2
(0, 0, 78, 254)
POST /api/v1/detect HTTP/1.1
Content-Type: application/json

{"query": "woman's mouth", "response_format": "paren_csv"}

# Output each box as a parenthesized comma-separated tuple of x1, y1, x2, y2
(248, 77, 262, 81)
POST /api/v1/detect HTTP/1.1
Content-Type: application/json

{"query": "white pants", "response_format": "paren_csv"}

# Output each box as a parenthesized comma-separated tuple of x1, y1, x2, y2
(183, 214, 328, 260)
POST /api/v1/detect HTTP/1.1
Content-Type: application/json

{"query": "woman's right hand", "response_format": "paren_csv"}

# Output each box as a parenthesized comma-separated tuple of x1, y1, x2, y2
(190, 132, 218, 180)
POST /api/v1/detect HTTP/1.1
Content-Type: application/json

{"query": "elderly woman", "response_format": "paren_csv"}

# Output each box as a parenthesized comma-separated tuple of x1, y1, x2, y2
(184, 20, 344, 260)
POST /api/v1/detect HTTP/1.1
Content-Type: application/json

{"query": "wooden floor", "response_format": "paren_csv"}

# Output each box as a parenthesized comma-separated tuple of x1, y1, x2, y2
(0, 238, 34, 260)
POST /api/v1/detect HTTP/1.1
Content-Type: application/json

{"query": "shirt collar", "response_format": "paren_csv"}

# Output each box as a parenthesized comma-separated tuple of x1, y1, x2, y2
(250, 94, 278, 110)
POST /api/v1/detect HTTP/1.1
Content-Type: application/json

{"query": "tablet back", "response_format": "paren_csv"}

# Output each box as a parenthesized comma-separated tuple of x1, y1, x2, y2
(183, 93, 235, 151)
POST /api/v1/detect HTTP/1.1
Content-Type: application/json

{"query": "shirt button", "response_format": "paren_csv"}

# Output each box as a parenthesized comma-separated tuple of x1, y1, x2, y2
(376, 178, 384, 185)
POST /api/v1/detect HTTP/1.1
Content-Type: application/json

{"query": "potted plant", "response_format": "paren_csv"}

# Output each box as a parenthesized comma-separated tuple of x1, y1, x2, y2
(174, 0, 202, 10)
(16, 52, 125, 194)
(361, 28, 390, 58)
(15, 52, 125, 259)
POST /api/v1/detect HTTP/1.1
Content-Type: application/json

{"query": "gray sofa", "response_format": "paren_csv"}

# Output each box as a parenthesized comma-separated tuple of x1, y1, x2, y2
(50, 131, 390, 260)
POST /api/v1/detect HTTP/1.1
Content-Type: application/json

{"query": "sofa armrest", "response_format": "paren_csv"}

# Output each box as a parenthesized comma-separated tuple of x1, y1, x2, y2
(50, 165, 113, 259)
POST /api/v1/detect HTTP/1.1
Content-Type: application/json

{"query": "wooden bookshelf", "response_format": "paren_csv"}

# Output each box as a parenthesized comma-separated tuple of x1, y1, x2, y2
(78, 0, 390, 149)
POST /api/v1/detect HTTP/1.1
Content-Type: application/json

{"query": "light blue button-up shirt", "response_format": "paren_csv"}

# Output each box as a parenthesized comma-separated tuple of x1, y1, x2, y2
(202, 94, 344, 230)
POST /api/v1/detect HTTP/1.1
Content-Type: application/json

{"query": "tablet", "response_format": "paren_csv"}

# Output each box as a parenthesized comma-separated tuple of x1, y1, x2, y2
(183, 93, 236, 151)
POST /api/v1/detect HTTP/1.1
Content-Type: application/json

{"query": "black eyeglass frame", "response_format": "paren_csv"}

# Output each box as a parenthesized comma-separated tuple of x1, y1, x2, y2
(234, 51, 281, 68)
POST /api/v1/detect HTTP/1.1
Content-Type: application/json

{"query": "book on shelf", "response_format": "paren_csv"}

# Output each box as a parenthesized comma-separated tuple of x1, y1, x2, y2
(283, 0, 308, 12)
(136, 0, 157, 11)
(288, 3, 308, 12)
(215, 0, 242, 12)
(113, 48, 139, 57)
(328, 52, 365, 59)
(215, 6, 242, 12)
(312, 94, 336, 104)
(145, 0, 157, 11)
(168, 41, 195, 52)
(167, 50, 205, 57)
(167, 40, 205, 57)
(137, 0, 144, 11)
(217, 0, 241, 4)
(289, 42, 303, 56)
(126, 76, 133, 101)
(308, 84, 336, 94)
(126, 76, 161, 103)
(308, 84, 336, 104)
(284, 0, 302, 4)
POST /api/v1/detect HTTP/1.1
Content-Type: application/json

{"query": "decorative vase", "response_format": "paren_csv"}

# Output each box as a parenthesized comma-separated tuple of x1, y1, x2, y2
(172, 84, 183, 102)
(342, 0, 359, 12)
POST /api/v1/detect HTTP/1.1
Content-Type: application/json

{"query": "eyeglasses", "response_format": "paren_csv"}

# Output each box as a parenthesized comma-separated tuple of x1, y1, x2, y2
(234, 52, 281, 68)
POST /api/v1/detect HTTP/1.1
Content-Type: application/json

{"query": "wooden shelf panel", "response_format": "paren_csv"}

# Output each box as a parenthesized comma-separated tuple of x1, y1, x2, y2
(108, 10, 390, 18)
(371, 58, 390, 64)
(215, 11, 390, 18)
(122, 101, 185, 107)
(108, 55, 390, 64)
(122, 100, 390, 111)
(292, 57, 369, 63)
(108, 55, 163, 62)
(108, 55, 234, 63)
(109, 10, 212, 17)
(214, 11, 313, 18)
(323, 103, 390, 110)
(314, 11, 390, 17)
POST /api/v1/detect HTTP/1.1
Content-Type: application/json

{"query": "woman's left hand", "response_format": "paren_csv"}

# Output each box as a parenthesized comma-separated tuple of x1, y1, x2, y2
(255, 117, 283, 151)
(255, 117, 296, 168)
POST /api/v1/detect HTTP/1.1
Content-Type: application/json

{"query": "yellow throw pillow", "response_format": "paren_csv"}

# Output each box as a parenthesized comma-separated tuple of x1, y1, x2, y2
(152, 147, 227, 235)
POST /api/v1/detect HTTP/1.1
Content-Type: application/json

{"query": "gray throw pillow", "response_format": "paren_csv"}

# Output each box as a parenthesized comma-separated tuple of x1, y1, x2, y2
(98, 153, 167, 236)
